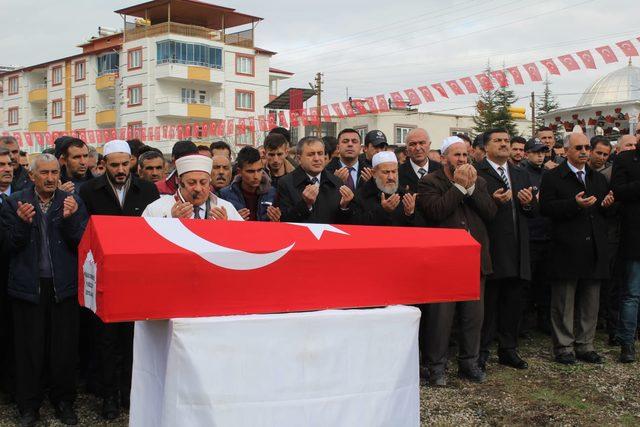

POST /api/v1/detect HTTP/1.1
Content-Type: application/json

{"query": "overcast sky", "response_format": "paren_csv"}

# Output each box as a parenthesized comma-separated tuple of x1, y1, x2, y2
(2, 0, 639, 115)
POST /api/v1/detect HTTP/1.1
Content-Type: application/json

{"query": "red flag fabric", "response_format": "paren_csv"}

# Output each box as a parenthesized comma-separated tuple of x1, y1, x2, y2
(35, 132, 44, 147)
(475, 73, 494, 91)
(445, 80, 465, 95)
(277, 111, 289, 128)
(558, 54, 580, 71)
(389, 92, 405, 108)
(431, 83, 448, 98)
(595, 45, 618, 64)
(78, 217, 481, 322)
(490, 70, 509, 87)
(616, 40, 639, 57)
(308, 107, 320, 126)
(289, 89, 304, 110)
(460, 77, 478, 93)
(258, 116, 267, 132)
(331, 103, 345, 119)
(507, 67, 524, 85)
(267, 114, 277, 130)
(24, 133, 33, 147)
(341, 101, 356, 117)
(375, 95, 391, 112)
(540, 58, 561, 75)
(576, 50, 597, 69)
(351, 100, 368, 115)
(12, 133, 22, 147)
(364, 97, 379, 114)
(404, 89, 422, 106)
(321, 105, 332, 122)
(289, 110, 301, 127)
(417, 86, 435, 103)
(523, 63, 543, 82)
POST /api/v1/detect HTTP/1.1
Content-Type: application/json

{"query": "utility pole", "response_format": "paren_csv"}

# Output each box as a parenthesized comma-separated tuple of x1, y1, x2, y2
(530, 91, 536, 137)
(311, 72, 323, 137)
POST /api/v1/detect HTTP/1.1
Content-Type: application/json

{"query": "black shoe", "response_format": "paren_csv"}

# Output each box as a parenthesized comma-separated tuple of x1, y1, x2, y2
(554, 352, 576, 365)
(458, 366, 486, 383)
(608, 335, 620, 346)
(429, 374, 447, 387)
(54, 401, 78, 425)
(102, 396, 120, 420)
(19, 409, 39, 427)
(498, 350, 529, 369)
(576, 351, 604, 364)
(620, 344, 636, 363)
(477, 352, 488, 372)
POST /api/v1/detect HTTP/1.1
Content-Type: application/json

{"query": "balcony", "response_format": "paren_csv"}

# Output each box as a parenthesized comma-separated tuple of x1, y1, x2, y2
(156, 61, 224, 85)
(96, 70, 118, 91)
(28, 85, 47, 103)
(28, 116, 47, 132)
(125, 22, 223, 43)
(96, 105, 116, 126)
(155, 98, 224, 120)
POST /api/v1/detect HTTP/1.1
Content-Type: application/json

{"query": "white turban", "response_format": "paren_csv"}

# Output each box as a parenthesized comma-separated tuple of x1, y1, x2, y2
(103, 140, 131, 157)
(372, 151, 398, 168)
(175, 155, 213, 176)
(440, 136, 464, 154)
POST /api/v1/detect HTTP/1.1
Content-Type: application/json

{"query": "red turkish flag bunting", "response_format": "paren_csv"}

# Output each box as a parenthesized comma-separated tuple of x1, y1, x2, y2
(341, 101, 356, 117)
(460, 77, 478, 93)
(417, 86, 435, 103)
(576, 50, 597, 69)
(364, 97, 379, 114)
(540, 58, 561, 75)
(490, 70, 509, 87)
(557, 54, 580, 71)
(446, 80, 465, 95)
(351, 100, 368, 115)
(595, 45, 618, 64)
(507, 67, 524, 85)
(431, 83, 449, 98)
(331, 103, 346, 119)
(375, 95, 391, 112)
(24, 133, 33, 147)
(389, 92, 405, 108)
(320, 105, 332, 122)
(523, 63, 543, 82)
(404, 89, 422, 106)
(475, 73, 494, 91)
(616, 40, 639, 57)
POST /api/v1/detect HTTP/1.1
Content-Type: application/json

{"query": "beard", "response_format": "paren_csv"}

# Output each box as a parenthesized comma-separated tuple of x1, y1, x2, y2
(374, 175, 398, 195)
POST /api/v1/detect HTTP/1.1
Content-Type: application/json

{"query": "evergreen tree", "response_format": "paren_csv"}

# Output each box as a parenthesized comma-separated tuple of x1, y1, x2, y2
(494, 84, 519, 136)
(535, 75, 560, 130)
(473, 66, 499, 134)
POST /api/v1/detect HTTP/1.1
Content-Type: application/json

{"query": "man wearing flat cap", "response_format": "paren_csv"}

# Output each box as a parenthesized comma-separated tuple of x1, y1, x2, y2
(143, 154, 242, 220)
(79, 139, 160, 420)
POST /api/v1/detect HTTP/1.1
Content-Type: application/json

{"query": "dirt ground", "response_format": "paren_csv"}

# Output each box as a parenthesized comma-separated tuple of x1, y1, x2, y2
(0, 332, 638, 426)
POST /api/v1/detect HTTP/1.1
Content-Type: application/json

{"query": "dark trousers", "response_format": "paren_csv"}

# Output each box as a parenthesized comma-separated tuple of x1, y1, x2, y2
(12, 279, 78, 413)
(600, 242, 623, 338)
(98, 319, 133, 400)
(424, 278, 485, 376)
(79, 307, 101, 394)
(481, 278, 525, 354)
(0, 277, 14, 398)
(530, 241, 551, 332)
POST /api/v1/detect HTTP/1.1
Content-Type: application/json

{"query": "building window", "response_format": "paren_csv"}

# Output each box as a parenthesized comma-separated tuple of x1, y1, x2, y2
(235, 90, 254, 111)
(156, 40, 223, 69)
(52, 99, 63, 119)
(97, 52, 119, 76)
(235, 54, 254, 76)
(74, 95, 86, 115)
(127, 85, 142, 106)
(8, 76, 19, 95)
(52, 66, 63, 86)
(75, 60, 86, 81)
(128, 47, 142, 70)
(8, 107, 19, 126)
(235, 131, 255, 146)
(395, 125, 416, 145)
(181, 88, 207, 104)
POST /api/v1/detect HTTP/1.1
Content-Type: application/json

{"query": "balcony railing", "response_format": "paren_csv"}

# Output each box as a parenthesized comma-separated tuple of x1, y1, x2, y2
(98, 104, 116, 112)
(125, 22, 223, 43)
(157, 58, 222, 69)
(30, 115, 47, 122)
(29, 83, 47, 90)
(156, 97, 224, 108)
(225, 29, 254, 48)
(98, 69, 119, 77)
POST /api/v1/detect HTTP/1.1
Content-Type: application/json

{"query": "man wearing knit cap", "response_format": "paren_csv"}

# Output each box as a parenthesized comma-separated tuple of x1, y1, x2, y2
(143, 154, 242, 220)
(79, 139, 159, 420)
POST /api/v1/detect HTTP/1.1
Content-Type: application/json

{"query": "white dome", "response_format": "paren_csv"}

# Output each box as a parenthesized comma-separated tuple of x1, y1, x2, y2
(576, 63, 640, 107)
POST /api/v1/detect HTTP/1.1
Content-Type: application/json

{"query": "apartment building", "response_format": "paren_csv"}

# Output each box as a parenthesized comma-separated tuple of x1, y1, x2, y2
(0, 0, 293, 153)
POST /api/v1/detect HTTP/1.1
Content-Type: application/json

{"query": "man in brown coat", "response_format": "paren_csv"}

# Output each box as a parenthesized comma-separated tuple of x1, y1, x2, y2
(418, 136, 497, 386)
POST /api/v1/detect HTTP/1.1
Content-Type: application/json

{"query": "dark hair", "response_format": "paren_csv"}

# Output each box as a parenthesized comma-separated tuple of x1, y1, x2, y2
(137, 145, 162, 157)
(0, 136, 18, 146)
(537, 126, 553, 134)
(209, 140, 231, 154)
(296, 136, 324, 156)
(127, 139, 145, 157)
(590, 135, 611, 150)
(97, 154, 104, 163)
(268, 127, 291, 143)
(510, 136, 527, 146)
(197, 145, 211, 154)
(394, 146, 407, 155)
(172, 140, 198, 160)
(60, 138, 87, 158)
(457, 134, 472, 144)
(322, 136, 338, 157)
(138, 150, 165, 168)
(264, 133, 288, 151)
(337, 128, 361, 142)
(485, 128, 509, 143)
(553, 141, 564, 149)
(42, 148, 56, 155)
(472, 133, 485, 149)
(236, 146, 262, 169)
(53, 136, 76, 158)
(19, 150, 27, 156)
(0, 148, 10, 157)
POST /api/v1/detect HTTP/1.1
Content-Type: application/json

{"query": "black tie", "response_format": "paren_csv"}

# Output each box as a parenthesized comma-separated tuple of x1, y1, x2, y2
(497, 166, 510, 190)
(576, 171, 585, 187)
(194, 206, 201, 219)
(311, 177, 319, 185)
(418, 168, 426, 179)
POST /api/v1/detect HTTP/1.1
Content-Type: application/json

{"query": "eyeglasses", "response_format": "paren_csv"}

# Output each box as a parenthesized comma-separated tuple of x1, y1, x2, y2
(573, 145, 591, 151)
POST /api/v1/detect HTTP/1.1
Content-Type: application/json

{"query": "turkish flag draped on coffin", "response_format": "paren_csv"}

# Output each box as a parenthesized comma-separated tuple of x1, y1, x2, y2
(78, 216, 481, 322)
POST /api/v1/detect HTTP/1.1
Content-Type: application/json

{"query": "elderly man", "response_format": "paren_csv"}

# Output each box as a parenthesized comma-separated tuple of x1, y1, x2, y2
(137, 150, 166, 183)
(540, 133, 614, 365)
(353, 151, 415, 226)
(0, 136, 30, 192)
(476, 129, 536, 371)
(326, 129, 371, 191)
(143, 154, 241, 220)
(211, 155, 232, 197)
(2, 154, 88, 426)
(398, 128, 441, 194)
(220, 147, 278, 222)
(616, 134, 637, 154)
(58, 138, 92, 194)
(418, 136, 496, 386)
(79, 140, 159, 420)
(277, 136, 355, 224)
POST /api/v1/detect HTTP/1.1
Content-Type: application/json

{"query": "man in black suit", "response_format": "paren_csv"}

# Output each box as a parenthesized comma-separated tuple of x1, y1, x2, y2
(398, 128, 442, 194)
(476, 129, 536, 371)
(0, 136, 31, 192)
(611, 141, 640, 362)
(277, 136, 355, 224)
(325, 128, 372, 191)
(540, 132, 613, 365)
(79, 140, 159, 420)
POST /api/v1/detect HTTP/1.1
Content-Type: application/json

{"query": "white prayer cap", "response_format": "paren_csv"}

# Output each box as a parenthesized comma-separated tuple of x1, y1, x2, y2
(440, 136, 464, 154)
(175, 155, 213, 176)
(103, 140, 131, 157)
(372, 151, 398, 168)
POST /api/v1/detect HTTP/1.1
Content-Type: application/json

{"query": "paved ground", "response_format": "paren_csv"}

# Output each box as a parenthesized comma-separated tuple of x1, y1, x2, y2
(0, 332, 638, 426)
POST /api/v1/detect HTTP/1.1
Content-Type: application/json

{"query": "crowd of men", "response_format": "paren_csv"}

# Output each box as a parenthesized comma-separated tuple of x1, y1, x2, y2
(0, 120, 639, 426)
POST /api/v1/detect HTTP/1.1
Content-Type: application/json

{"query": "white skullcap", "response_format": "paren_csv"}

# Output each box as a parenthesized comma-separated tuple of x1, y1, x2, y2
(175, 155, 213, 176)
(372, 151, 398, 168)
(103, 140, 131, 157)
(440, 136, 464, 154)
